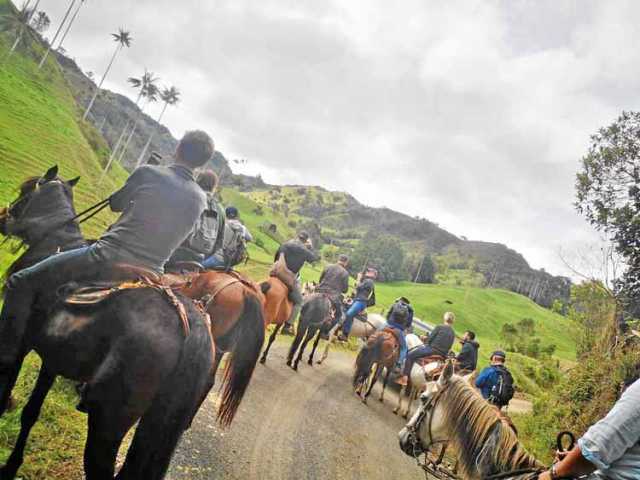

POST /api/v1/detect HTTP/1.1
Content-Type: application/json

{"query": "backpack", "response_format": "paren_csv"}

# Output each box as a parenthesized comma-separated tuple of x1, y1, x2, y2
(388, 301, 410, 328)
(489, 366, 515, 407)
(188, 199, 221, 256)
(222, 222, 248, 267)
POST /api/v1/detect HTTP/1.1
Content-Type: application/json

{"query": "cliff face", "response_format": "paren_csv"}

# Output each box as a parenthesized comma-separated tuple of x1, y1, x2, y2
(57, 52, 570, 307)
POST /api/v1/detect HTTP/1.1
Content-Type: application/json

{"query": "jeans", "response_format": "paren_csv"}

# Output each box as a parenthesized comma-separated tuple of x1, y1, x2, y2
(0, 245, 100, 378)
(342, 300, 367, 336)
(202, 254, 226, 269)
(385, 323, 407, 365)
(402, 344, 436, 376)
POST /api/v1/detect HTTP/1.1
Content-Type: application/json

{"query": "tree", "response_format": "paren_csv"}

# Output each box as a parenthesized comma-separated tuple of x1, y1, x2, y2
(500, 323, 518, 351)
(0, 2, 39, 64)
(349, 232, 406, 282)
(134, 85, 181, 167)
(575, 111, 640, 314)
(56, 0, 88, 54)
(83, 28, 132, 121)
(116, 71, 159, 166)
(30, 11, 50, 33)
(38, 0, 77, 69)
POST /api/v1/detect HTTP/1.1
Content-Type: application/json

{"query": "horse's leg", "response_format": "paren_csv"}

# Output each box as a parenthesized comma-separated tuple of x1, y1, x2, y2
(0, 367, 55, 480)
(403, 387, 417, 419)
(293, 326, 317, 371)
(378, 367, 392, 403)
(187, 349, 222, 429)
(393, 384, 406, 415)
(0, 349, 27, 418)
(363, 364, 382, 404)
(318, 325, 338, 365)
(260, 324, 282, 365)
(286, 325, 305, 368)
(308, 329, 322, 366)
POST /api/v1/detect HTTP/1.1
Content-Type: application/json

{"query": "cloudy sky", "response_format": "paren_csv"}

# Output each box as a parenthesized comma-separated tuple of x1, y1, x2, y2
(29, 0, 640, 276)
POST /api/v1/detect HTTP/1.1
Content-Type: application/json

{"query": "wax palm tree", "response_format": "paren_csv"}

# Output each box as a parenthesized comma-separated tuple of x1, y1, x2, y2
(101, 69, 158, 180)
(0, 1, 39, 64)
(56, 0, 87, 52)
(135, 86, 181, 167)
(83, 28, 132, 121)
(38, 0, 76, 69)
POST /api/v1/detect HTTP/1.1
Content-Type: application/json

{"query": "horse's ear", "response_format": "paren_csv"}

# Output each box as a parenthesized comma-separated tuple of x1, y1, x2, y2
(260, 281, 271, 294)
(67, 176, 81, 187)
(438, 360, 454, 386)
(43, 165, 59, 182)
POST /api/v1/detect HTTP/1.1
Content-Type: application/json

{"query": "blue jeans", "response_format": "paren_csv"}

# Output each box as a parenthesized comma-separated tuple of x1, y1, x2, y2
(403, 344, 436, 376)
(342, 300, 367, 336)
(202, 254, 225, 269)
(385, 323, 407, 365)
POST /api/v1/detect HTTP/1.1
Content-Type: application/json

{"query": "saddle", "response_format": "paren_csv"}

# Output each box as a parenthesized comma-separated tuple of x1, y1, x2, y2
(60, 263, 195, 336)
(269, 254, 296, 293)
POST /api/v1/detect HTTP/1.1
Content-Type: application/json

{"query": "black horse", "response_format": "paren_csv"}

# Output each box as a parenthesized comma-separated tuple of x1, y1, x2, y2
(286, 293, 332, 371)
(0, 166, 216, 480)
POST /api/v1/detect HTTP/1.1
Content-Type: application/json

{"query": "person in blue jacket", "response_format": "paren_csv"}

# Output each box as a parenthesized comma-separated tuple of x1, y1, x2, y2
(475, 350, 514, 407)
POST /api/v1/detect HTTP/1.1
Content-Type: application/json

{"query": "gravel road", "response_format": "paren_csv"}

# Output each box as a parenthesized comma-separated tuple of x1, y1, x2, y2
(167, 340, 423, 480)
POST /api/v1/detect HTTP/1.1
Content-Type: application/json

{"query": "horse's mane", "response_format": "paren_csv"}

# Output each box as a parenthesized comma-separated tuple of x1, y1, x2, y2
(440, 377, 543, 478)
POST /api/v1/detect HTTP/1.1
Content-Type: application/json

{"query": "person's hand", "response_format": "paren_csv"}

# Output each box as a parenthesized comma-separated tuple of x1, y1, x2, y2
(554, 450, 570, 463)
(305, 238, 313, 248)
(538, 471, 552, 480)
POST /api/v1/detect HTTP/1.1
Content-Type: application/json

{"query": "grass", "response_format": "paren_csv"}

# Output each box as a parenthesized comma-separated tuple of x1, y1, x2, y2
(0, 3, 129, 477)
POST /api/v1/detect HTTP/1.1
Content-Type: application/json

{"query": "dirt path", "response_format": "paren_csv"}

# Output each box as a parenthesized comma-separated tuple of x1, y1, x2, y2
(167, 340, 422, 480)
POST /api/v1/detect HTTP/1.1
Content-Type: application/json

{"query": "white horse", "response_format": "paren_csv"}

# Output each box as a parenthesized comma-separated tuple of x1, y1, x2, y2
(393, 334, 446, 418)
(316, 312, 387, 365)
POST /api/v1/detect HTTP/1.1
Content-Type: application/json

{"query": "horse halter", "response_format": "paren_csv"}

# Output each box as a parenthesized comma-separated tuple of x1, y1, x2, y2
(406, 386, 448, 459)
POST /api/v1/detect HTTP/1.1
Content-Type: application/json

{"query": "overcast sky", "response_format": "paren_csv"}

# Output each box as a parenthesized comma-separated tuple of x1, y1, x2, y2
(27, 0, 640, 277)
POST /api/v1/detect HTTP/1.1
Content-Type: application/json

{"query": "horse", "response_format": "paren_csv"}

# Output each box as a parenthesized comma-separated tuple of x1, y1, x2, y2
(0, 166, 217, 479)
(258, 276, 293, 365)
(315, 311, 386, 365)
(399, 361, 545, 480)
(286, 293, 333, 371)
(352, 328, 400, 404)
(177, 269, 266, 427)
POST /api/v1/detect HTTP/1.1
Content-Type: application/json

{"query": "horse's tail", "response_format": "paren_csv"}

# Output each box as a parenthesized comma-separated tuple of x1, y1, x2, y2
(217, 292, 265, 427)
(118, 303, 214, 480)
(353, 333, 384, 388)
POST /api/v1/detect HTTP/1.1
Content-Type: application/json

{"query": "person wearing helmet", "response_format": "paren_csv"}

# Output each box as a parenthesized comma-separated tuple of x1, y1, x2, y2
(202, 205, 253, 269)
(275, 231, 321, 335)
(384, 297, 414, 369)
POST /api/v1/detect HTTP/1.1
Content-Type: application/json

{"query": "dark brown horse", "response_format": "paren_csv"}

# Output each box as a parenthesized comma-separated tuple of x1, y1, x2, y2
(286, 293, 333, 371)
(352, 328, 400, 404)
(0, 167, 221, 479)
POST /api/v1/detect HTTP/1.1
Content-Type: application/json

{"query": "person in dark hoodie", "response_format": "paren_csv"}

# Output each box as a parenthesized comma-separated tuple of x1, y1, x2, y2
(455, 330, 479, 372)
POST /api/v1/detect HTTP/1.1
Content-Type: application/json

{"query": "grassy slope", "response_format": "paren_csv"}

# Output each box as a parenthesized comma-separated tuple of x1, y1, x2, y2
(0, 3, 128, 477)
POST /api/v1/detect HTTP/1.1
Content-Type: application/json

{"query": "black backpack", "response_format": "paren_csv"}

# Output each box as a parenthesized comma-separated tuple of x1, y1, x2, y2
(489, 366, 515, 407)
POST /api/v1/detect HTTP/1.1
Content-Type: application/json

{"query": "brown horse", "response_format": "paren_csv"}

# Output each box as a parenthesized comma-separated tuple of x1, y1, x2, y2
(177, 270, 267, 427)
(352, 328, 400, 404)
(258, 277, 293, 364)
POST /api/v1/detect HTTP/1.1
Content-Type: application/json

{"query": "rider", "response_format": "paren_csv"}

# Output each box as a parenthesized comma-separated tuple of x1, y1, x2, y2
(455, 330, 479, 372)
(0, 130, 214, 388)
(475, 350, 514, 408)
(275, 231, 320, 335)
(168, 169, 225, 267)
(337, 267, 377, 342)
(202, 206, 253, 269)
(539, 378, 640, 480)
(315, 254, 350, 330)
(384, 297, 414, 370)
(398, 311, 455, 385)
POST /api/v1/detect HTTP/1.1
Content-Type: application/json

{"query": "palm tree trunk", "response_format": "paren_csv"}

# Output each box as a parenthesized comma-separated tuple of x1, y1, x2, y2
(83, 43, 121, 121)
(119, 96, 154, 167)
(38, 0, 76, 69)
(99, 123, 129, 183)
(57, 0, 83, 50)
(135, 102, 168, 167)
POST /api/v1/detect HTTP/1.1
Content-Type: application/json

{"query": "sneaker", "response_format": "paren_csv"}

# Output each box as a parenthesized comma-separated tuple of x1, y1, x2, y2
(396, 376, 409, 386)
(337, 333, 349, 343)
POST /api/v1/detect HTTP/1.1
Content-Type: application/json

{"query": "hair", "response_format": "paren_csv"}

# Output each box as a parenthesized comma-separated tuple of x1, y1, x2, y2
(436, 377, 543, 478)
(466, 331, 476, 340)
(338, 254, 349, 263)
(298, 231, 310, 242)
(225, 206, 239, 219)
(444, 311, 455, 324)
(196, 170, 219, 193)
(492, 355, 506, 364)
(175, 130, 215, 168)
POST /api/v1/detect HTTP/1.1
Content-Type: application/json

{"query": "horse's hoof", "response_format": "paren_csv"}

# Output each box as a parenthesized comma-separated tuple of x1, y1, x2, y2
(0, 463, 18, 480)
(361, 398, 368, 405)
(293, 364, 299, 372)
(378, 397, 384, 403)
(286, 360, 292, 367)
(402, 412, 409, 419)
(259, 357, 266, 365)
(307, 360, 313, 366)
(393, 408, 399, 415)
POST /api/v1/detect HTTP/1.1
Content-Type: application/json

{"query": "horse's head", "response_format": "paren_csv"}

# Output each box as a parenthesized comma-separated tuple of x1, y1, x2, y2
(399, 360, 454, 458)
(0, 165, 80, 243)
